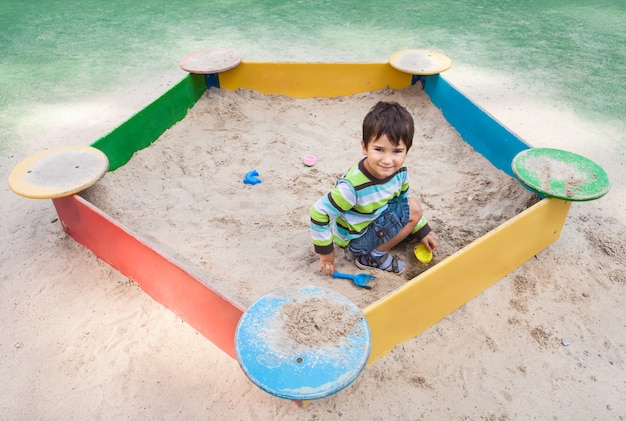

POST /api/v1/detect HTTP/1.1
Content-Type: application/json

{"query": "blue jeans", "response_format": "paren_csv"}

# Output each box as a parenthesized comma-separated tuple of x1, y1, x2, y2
(347, 197, 410, 256)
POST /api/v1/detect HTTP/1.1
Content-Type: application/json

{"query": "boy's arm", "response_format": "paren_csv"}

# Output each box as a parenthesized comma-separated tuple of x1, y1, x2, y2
(310, 182, 357, 275)
(318, 251, 335, 276)
(310, 200, 336, 276)
(413, 216, 432, 241)
(420, 233, 437, 253)
(310, 197, 335, 255)
(310, 182, 356, 252)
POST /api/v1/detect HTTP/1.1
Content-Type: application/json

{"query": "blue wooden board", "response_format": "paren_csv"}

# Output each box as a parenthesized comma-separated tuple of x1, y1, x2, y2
(235, 285, 371, 400)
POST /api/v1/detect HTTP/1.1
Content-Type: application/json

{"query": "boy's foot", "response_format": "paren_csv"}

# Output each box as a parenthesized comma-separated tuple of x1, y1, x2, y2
(355, 251, 405, 275)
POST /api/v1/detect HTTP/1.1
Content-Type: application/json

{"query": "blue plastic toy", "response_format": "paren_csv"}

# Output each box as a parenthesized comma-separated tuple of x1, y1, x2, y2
(243, 169, 261, 185)
(332, 270, 375, 289)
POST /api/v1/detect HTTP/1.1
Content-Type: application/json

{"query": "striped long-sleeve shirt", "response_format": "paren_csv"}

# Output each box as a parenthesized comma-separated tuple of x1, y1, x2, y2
(310, 158, 427, 255)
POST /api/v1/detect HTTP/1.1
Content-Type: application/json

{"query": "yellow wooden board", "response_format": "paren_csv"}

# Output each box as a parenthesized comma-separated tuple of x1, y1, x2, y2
(219, 62, 413, 98)
(9, 145, 109, 199)
(363, 198, 571, 364)
(389, 49, 452, 75)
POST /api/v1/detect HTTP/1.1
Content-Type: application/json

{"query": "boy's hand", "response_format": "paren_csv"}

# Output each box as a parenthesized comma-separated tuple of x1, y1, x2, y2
(319, 252, 335, 276)
(421, 234, 438, 253)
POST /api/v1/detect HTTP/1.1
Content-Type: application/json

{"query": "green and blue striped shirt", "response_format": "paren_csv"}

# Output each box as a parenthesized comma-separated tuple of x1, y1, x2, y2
(310, 158, 426, 254)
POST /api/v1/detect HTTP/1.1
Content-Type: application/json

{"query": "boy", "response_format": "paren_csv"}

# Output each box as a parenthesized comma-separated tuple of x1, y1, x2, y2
(310, 101, 437, 276)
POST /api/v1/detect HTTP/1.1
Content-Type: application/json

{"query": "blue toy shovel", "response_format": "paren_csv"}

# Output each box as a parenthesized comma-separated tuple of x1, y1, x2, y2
(332, 271, 375, 289)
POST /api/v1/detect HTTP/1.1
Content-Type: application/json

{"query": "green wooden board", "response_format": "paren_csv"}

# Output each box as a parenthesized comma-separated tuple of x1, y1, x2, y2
(512, 148, 609, 201)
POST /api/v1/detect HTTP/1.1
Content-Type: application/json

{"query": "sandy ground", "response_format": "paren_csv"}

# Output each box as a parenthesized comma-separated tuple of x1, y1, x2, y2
(1, 68, 624, 420)
(82, 84, 538, 309)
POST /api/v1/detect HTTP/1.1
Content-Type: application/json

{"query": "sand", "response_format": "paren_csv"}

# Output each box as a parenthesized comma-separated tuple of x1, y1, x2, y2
(81, 84, 538, 308)
(1, 74, 624, 420)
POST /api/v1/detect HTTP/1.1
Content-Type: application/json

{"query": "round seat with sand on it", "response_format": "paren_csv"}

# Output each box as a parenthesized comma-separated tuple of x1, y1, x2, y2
(512, 147, 610, 201)
(178, 48, 242, 74)
(235, 285, 371, 401)
(389, 49, 452, 75)
(8, 145, 109, 199)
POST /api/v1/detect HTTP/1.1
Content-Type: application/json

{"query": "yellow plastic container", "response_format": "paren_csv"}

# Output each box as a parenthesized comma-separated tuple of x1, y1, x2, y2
(414, 244, 433, 264)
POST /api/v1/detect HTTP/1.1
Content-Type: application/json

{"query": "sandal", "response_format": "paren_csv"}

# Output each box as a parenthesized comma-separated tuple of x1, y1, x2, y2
(355, 252, 405, 275)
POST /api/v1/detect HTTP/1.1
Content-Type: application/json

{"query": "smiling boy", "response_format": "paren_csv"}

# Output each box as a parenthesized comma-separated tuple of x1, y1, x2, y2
(310, 101, 437, 276)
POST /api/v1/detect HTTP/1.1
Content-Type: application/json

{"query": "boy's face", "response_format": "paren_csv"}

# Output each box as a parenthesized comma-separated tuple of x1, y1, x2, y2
(361, 134, 408, 180)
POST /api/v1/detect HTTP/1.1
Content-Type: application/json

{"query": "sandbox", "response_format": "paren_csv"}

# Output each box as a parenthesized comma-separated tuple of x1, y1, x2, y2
(49, 61, 572, 402)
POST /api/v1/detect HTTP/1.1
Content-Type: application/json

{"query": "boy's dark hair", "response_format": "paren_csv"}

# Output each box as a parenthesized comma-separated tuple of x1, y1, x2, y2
(362, 101, 414, 151)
